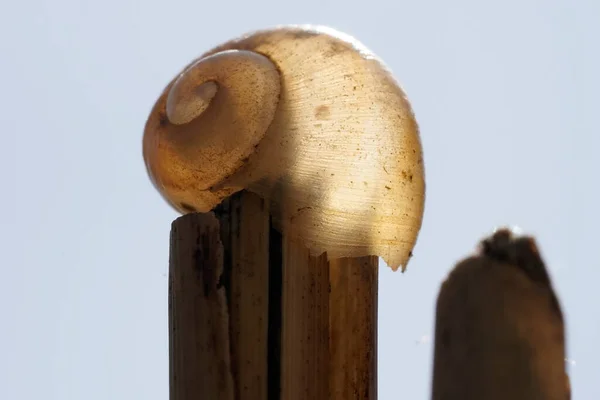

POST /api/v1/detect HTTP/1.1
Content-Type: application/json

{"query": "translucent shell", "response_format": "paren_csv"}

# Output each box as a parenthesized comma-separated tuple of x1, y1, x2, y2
(143, 25, 426, 271)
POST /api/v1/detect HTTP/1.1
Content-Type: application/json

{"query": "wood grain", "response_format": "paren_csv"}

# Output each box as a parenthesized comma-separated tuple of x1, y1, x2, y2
(329, 257, 378, 400)
(169, 211, 234, 400)
(169, 191, 379, 400)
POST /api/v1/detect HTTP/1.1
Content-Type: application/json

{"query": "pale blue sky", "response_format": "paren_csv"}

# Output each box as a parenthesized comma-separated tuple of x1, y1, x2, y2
(3, 0, 598, 399)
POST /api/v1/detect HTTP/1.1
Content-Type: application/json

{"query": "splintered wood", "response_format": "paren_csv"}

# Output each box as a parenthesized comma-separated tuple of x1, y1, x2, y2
(169, 191, 378, 400)
(169, 212, 234, 400)
(281, 246, 377, 400)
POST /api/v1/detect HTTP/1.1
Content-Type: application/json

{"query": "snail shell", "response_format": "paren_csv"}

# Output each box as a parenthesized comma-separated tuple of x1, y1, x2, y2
(143, 25, 425, 271)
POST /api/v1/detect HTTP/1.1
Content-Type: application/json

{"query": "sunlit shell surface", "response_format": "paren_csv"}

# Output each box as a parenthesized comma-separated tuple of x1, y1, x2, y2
(143, 25, 425, 271)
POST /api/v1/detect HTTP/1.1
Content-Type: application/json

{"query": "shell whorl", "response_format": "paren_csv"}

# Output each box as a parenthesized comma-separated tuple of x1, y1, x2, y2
(143, 26, 426, 271)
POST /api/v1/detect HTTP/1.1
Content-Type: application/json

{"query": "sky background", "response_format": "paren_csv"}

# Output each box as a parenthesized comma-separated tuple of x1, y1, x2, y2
(3, 0, 598, 398)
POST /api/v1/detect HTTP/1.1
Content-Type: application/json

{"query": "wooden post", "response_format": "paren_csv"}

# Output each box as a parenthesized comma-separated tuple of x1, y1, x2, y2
(431, 229, 570, 400)
(169, 191, 378, 400)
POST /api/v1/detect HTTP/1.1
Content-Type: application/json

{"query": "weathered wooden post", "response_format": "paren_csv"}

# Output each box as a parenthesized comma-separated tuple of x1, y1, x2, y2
(431, 228, 570, 400)
(143, 26, 426, 400)
(167, 192, 380, 400)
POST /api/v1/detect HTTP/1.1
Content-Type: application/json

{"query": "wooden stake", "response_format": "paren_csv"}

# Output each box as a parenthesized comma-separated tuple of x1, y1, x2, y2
(169, 210, 235, 400)
(431, 229, 569, 400)
(169, 191, 378, 400)
(328, 257, 378, 400)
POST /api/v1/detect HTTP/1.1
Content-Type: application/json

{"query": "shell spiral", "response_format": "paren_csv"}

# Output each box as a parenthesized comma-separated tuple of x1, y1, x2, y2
(143, 25, 426, 271)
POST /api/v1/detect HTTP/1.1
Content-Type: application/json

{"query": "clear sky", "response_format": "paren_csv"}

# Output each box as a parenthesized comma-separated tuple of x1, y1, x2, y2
(3, 0, 598, 399)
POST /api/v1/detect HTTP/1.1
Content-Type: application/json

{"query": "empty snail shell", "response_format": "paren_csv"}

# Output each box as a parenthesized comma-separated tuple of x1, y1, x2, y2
(143, 25, 426, 271)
